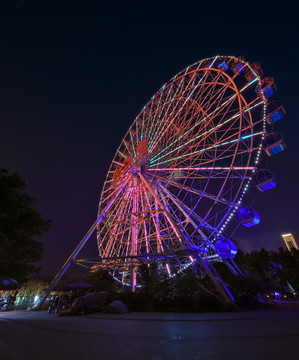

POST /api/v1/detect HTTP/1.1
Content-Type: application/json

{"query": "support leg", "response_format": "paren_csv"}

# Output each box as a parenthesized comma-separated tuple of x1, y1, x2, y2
(34, 176, 130, 309)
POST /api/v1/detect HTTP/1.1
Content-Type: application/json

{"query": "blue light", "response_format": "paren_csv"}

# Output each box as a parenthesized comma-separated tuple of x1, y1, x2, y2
(220, 61, 228, 71)
(263, 86, 274, 98)
(236, 63, 244, 73)
(270, 111, 282, 122)
(237, 208, 260, 227)
(270, 145, 283, 155)
(215, 239, 237, 259)
(260, 180, 277, 191)
(242, 215, 260, 227)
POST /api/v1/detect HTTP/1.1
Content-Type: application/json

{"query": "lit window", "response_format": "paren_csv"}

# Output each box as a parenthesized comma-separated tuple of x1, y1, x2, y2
(263, 86, 274, 98)
(220, 61, 228, 71)
(271, 112, 282, 122)
(270, 145, 283, 155)
(236, 63, 244, 73)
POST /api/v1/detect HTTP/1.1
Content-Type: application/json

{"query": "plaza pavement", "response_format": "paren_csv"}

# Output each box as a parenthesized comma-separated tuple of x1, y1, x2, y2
(0, 306, 299, 360)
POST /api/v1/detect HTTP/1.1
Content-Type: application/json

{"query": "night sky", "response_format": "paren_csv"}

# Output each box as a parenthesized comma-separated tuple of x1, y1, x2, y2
(1, 1, 298, 276)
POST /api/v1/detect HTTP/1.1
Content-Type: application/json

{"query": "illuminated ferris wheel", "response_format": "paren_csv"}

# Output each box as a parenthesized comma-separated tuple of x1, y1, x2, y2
(38, 55, 286, 307)
(93, 55, 285, 300)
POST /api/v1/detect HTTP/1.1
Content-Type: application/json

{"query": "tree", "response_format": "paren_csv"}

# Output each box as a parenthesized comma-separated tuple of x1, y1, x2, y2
(80, 269, 117, 294)
(138, 262, 172, 297)
(234, 247, 299, 293)
(272, 247, 299, 290)
(0, 169, 52, 282)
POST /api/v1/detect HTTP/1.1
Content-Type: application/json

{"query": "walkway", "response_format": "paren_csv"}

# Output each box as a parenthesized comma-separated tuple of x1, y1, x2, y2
(1, 307, 299, 359)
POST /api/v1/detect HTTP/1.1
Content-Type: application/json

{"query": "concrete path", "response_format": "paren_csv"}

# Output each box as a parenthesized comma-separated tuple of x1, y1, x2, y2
(1, 308, 299, 359)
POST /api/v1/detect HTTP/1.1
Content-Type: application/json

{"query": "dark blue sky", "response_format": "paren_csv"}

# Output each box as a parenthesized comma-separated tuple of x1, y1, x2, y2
(1, 0, 298, 276)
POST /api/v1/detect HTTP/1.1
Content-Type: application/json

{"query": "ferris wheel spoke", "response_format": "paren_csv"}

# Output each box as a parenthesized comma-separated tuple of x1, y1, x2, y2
(178, 77, 224, 125)
(117, 149, 128, 160)
(131, 177, 139, 259)
(191, 146, 261, 168)
(149, 69, 217, 142)
(112, 160, 124, 167)
(140, 106, 146, 142)
(155, 181, 224, 250)
(145, 69, 188, 143)
(101, 179, 134, 257)
(197, 72, 238, 109)
(143, 95, 164, 144)
(156, 182, 208, 240)
(102, 204, 133, 258)
(150, 98, 263, 167)
(149, 95, 240, 164)
(146, 76, 190, 143)
(173, 82, 236, 138)
(100, 174, 132, 205)
(240, 76, 259, 92)
(139, 185, 150, 253)
(129, 129, 137, 158)
(122, 138, 132, 157)
(148, 64, 220, 151)
(194, 74, 233, 118)
(122, 226, 131, 263)
(145, 91, 165, 142)
(146, 166, 254, 182)
(150, 130, 263, 168)
(149, 109, 236, 165)
(138, 172, 191, 249)
(147, 166, 255, 172)
(147, 71, 195, 149)
(142, 184, 165, 253)
(155, 175, 241, 209)
(143, 81, 176, 141)
(114, 205, 136, 259)
(156, 190, 190, 247)
(149, 72, 238, 157)
(149, 75, 263, 165)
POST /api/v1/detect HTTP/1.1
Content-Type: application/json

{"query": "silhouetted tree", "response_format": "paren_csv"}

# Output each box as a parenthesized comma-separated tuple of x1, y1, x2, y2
(138, 262, 172, 297)
(0, 169, 51, 282)
(235, 246, 299, 292)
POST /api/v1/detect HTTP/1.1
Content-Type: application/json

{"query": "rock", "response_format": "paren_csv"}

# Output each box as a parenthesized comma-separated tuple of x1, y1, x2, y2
(107, 300, 128, 314)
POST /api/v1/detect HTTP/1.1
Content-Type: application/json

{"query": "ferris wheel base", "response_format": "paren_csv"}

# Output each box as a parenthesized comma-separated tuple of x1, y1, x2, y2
(192, 252, 235, 304)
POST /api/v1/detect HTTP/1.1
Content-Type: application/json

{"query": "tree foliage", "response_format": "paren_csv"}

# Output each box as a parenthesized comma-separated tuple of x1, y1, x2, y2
(138, 262, 172, 297)
(235, 247, 299, 291)
(0, 169, 52, 282)
(80, 269, 117, 294)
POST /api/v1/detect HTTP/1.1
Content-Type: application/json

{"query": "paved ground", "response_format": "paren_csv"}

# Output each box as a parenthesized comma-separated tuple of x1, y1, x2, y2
(1, 306, 299, 359)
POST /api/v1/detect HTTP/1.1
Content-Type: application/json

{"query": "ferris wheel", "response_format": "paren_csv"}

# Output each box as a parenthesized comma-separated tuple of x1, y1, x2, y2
(92, 55, 285, 298)
(38, 55, 286, 307)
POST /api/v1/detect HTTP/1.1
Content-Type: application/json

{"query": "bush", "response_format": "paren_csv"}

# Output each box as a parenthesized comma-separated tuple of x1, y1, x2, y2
(114, 291, 152, 311)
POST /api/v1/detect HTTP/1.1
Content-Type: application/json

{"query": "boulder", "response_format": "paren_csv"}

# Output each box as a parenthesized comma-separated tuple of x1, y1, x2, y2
(107, 300, 128, 314)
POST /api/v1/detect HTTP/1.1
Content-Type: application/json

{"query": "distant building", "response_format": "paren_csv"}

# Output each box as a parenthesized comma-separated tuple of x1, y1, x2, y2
(282, 233, 298, 251)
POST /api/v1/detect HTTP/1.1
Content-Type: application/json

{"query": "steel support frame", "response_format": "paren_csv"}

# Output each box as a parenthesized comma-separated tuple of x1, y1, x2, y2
(35, 176, 130, 309)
